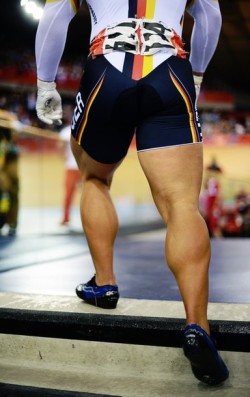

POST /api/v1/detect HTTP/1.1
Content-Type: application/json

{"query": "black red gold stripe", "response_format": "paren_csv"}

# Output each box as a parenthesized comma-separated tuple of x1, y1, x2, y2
(76, 72, 106, 144)
(124, 0, 157, 80)
(168, 67, 200, 143)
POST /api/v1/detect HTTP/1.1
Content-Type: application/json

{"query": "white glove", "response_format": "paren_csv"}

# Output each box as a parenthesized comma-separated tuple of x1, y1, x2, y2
(36, 79, 62, 125)
(193, 75, 203, 103)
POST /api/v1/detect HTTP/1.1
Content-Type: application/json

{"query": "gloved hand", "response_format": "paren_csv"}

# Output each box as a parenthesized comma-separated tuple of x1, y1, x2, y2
(36, 79, 62, 125)
(193, 74, 203, 104)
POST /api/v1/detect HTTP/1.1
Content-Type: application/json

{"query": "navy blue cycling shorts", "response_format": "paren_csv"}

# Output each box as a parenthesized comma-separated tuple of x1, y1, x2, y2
(71, 55, 202, 164)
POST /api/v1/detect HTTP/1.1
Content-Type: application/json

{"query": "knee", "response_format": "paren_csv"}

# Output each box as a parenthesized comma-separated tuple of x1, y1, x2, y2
(84, 173, 113, 189)
(152, 187, 190, 223)
(158, 198, 199, 226)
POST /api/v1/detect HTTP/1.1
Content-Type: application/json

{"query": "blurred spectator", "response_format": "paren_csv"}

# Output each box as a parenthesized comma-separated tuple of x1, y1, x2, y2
(0, 132, 10, 231)
(0, 125, 19, 236)
(234, 121, 246, 135)
(200, 110, 250, 139)
(219, 206, 243, 238)
(241, 205, 250, 237)
(59, 106, 81, 225)
(200, 158, 223, 238)
(3, 148, 19, 236)
(236, 191, 250, 237)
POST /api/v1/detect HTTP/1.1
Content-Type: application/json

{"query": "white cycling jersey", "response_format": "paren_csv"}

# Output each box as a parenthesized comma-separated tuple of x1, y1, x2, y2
(36, 0, 222, 81)
(86, 0, 186, 39)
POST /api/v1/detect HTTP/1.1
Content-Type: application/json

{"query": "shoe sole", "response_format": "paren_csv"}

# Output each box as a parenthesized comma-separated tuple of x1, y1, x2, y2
(183, 338, 229, 385)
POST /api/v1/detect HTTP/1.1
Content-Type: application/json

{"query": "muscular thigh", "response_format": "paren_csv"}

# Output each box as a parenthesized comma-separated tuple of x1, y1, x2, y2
(138, 144, 203, 216)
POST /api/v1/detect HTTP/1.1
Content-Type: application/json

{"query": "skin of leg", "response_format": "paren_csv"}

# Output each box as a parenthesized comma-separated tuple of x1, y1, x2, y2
(138, 143, 211, 333)
(71, 136, 122, 286)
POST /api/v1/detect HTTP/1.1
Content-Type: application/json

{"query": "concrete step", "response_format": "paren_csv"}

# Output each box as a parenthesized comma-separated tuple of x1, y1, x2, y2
(0, 293, 250, 397)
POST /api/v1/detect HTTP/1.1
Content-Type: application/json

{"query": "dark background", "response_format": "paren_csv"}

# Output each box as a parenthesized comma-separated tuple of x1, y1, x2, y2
(0, 0, 249, 96)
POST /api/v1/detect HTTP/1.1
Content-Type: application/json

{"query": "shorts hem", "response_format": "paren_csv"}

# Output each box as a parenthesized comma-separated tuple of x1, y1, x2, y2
(137, 141, 203, 153)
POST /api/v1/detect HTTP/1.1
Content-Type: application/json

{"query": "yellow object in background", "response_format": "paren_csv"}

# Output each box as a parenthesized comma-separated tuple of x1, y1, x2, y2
(0, 191, 10, 213)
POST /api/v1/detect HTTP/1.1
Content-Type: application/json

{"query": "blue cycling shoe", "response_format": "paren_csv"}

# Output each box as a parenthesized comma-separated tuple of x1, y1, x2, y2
(183, 323, 229, 385)
(76, 276, 119, 309)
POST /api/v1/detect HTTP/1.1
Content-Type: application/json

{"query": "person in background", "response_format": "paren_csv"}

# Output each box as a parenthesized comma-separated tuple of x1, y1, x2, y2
(0, 111, 20, 237)
(59, 105, 81, 225)
(35, 0, 229, 386)
(0, 130, 11, 233)
(204, 157, 223, 237)
(3, 147, 19, 236)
